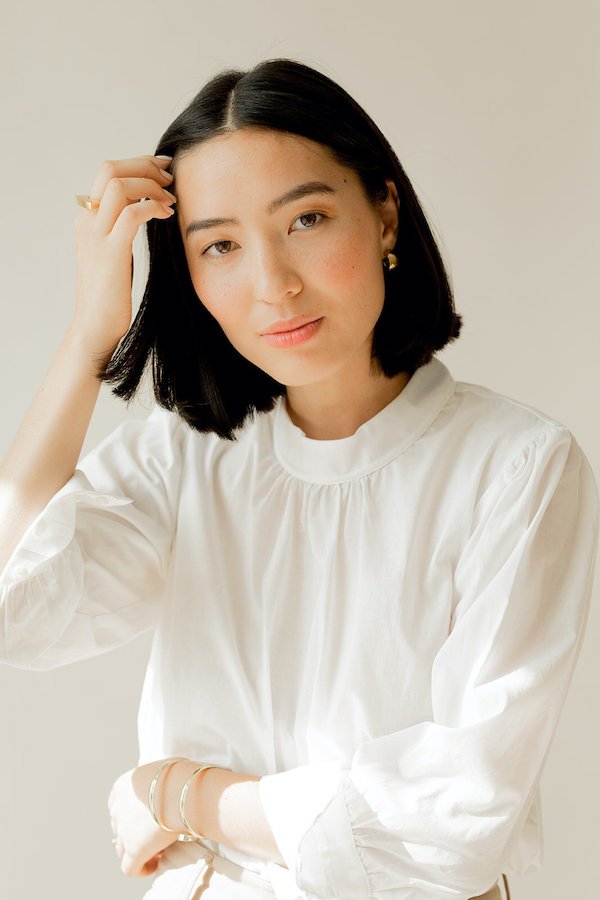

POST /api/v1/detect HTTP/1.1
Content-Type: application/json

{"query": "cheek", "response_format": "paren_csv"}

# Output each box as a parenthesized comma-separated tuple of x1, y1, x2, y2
(190, 272, 240, 328)
(318, 232, 377, 292)
(324, 233, 386, 330)
(191, 279, 259, 358)
(184, 247, 236, 320)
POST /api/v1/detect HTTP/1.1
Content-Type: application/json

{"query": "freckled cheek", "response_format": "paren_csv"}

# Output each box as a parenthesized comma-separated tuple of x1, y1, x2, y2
(190, 274, 239, 326)
(191, 286, 260, 355)
(315, 236, 373, 289)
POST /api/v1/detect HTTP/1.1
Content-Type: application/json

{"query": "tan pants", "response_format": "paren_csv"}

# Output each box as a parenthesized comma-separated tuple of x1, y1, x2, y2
(143, 839, 509, 899)
(473, 880, 503, 900)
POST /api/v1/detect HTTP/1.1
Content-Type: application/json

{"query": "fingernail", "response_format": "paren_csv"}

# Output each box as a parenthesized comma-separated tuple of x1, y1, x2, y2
(155, 155, 173, 160)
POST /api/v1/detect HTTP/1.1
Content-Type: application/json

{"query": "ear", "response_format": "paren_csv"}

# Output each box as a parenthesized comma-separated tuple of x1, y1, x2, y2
(377, 178, 400, 252)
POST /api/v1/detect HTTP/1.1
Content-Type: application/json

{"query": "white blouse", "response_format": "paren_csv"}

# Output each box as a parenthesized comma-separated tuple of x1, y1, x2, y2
(0, 356, 598, 900)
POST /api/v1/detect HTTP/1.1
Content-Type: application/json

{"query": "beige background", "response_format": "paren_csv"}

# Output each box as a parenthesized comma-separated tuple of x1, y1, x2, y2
(1, 1, 598, 897)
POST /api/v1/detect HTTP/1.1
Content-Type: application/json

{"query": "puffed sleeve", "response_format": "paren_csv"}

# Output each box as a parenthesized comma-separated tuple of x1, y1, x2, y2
(259, 424, 599, 899)
(0, 405, 185, 671)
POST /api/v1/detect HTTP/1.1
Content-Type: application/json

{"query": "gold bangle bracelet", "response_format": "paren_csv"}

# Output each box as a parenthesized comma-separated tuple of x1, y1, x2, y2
(179, 765, 218, 841)
(148, 758, 192, 837)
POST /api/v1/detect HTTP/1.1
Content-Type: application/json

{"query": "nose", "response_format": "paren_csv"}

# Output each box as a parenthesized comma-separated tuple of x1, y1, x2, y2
(252, 241, 303, 304)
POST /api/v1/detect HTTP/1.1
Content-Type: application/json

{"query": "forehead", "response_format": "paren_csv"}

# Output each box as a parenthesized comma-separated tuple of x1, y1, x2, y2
(173, 128, 356, 204)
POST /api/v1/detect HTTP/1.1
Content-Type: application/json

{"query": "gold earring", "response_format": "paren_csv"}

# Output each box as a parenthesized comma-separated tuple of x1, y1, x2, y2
(383, 251, 398, 271)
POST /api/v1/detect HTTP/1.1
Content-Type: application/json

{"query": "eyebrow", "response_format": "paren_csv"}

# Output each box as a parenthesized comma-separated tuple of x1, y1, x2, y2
(184, 180, 337, 240)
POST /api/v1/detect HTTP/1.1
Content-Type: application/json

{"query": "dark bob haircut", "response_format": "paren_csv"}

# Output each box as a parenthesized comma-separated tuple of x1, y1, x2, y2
(99, 58, 462, 440)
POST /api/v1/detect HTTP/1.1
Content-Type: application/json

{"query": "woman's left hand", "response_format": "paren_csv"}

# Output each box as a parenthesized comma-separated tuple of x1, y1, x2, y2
(107, 760, 184, 877)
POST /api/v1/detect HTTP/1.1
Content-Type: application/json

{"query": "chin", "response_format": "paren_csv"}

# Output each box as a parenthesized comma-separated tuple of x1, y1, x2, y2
(231, 338, 344, 388)
(258, 359, 343, 389)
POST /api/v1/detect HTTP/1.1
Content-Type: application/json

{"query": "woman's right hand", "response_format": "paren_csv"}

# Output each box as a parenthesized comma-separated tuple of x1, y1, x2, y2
(72, 154, 176, 361)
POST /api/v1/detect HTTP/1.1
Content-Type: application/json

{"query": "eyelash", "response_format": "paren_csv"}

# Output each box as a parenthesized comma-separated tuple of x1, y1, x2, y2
(200, 211, 328, 258)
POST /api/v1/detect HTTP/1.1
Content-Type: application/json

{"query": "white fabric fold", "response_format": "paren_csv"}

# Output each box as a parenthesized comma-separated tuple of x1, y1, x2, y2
(0, 406, 184, 669)
(258, 424, 598, 898)
(1, 359, 597, 900)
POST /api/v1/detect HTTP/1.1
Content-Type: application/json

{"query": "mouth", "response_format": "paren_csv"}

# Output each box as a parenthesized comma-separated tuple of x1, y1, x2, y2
(260, 317, 324, 348)
(260, 315, 322, 336)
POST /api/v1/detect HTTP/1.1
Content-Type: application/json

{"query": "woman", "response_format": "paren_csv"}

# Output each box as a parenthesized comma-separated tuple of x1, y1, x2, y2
(0, 58, 597, 900)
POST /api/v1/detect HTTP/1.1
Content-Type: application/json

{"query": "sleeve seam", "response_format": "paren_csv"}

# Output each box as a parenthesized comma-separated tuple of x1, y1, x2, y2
(338, 772, 372, 892)
(506, 423, 571, 475)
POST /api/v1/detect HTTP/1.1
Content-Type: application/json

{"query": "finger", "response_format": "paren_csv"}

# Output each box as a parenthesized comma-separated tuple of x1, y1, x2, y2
(93, 176, 176, 235)
(140, 856, 161, 876)
(139, 154, 173, 166)
(121, 852, 146, 878)
(109, 196, 176, 247)
(89, 156, 173, 202)
(139, 154, 173, 169)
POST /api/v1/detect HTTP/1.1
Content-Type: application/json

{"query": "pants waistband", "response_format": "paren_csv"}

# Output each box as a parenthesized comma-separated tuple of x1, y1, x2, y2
(172, 840, 510, 900)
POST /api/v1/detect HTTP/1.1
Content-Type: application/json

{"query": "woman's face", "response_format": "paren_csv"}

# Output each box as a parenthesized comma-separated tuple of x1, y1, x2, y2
(173, 127, 399, 389)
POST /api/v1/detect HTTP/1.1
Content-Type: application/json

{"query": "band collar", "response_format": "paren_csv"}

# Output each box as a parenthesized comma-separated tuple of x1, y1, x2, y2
(271, 356, 456, 484)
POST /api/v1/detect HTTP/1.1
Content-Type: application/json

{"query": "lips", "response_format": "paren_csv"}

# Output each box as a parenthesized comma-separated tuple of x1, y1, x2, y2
(260, 317, 324, 348)
(260, 315, 322, 335)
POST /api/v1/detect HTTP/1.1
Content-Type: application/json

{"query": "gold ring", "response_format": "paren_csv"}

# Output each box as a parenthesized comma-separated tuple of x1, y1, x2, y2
(76, 194, 101, 210)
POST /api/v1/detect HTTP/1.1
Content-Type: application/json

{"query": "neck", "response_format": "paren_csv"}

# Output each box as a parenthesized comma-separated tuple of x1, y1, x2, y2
(284, 368, 412, 440)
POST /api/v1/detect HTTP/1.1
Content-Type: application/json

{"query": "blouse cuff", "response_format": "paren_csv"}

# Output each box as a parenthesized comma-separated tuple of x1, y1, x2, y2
(0, 472, 133, 586)
(259, 762, 370, 898)
(0, 475, 135, 669)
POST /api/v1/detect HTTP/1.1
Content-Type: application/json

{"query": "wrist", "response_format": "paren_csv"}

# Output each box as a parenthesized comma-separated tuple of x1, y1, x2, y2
(157, 760, 258, 845)
(147, 759, 284, 866)
(156, 760, 237, 838)
(158, 759, 205, 835)
(64, 321, 121, 366)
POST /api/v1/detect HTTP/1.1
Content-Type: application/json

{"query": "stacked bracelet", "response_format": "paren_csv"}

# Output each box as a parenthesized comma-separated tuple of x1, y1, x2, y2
(179, 765, 218, 841)
(148, 757, 197, 842)
(148, 758, 231, 844)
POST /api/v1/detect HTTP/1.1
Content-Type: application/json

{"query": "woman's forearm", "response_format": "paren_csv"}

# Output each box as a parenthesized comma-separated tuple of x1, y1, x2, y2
(158, 761, 287, 868)
(0, 154, 176, 577)
(0, 325, 117, 574)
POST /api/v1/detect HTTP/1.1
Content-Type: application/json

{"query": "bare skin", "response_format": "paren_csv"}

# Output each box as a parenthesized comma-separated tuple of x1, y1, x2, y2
(0, 154, 176, 572)
(107, 759, 286, 877)
(175, 127, 409, 440)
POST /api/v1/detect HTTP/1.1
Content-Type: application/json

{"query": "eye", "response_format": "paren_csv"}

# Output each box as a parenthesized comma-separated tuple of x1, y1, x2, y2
(200, 211, 327, 259)
(293, 211, 326, 230)
(202, 239, 237, 258)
